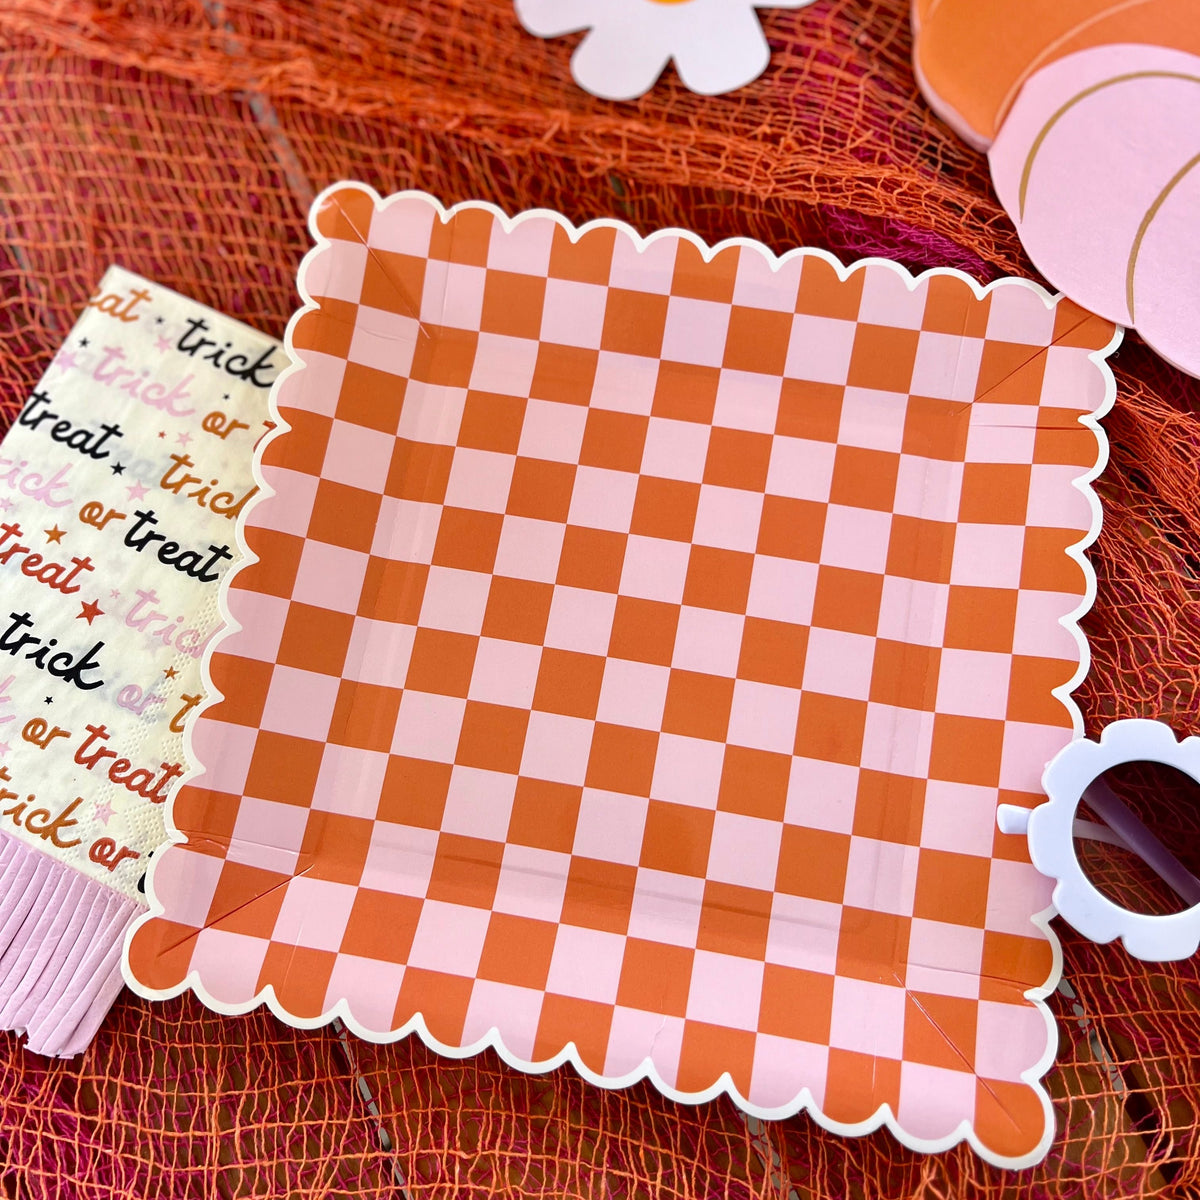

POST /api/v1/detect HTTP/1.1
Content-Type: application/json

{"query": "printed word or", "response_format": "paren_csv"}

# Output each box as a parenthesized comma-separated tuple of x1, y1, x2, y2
(201, 410, 250, 440)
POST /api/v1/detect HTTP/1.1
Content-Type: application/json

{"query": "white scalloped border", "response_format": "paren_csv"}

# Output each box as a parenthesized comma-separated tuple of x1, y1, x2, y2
(124, 181, 1124, 1171)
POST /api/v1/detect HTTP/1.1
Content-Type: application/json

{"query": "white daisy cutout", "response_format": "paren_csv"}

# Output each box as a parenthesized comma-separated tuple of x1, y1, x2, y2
(516, 0, 817, 101)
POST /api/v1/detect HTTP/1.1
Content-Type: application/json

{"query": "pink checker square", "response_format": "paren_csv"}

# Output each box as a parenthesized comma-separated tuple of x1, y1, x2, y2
(910, 331, 984, 404)
(288, 349, 347, 419)
(193, 721, 259, 798)
(541, 278, 608, 348)
(272, 878, 359, 951)
(712, 370, 782, 432)
(985, 860, 1056, 938)
(592, 351, 660, 412)
(306, 237, 367, 303)
(462, 980, 544, 1060)
(389, 691, 467, 762)
(765, 893, 841, 974)
(1012, 590, 1080, 660)
(949, 524, 1028, 588)
(858, 266, 925, 330)
(842, 837, 919, 916)
(348, 306, 418, 376)
(573, 789, 649, 865)
(649, 734, 726, 810)
(706, 812, 783, 890)
(765, 436, 836, 502)
(258, 666, 340, 741)
(819, 505, 893, 574)
(407, 900, 491, 976)
(154, 849, 225, 930)
(343, 618, 415, 688)
(486, 218, 555, 275)
(745, 556, 818, 624)
(188, 929, 269, 1007)
(999, 721, 1075, 793)
(443, 447, 516, 513)
(520, 710, 596, 786)
(875, 577, 949, 647)
(256, 466, 319, 536)
(626, 868, 706, 947)
(395, 381, 466, 445)
(985, 289, 1058, 346)
(964, 405, 1037, 463)
(692, 485, 764, 552)
(686, 952, 764, 1030)
(837, 388, 909, 452)
(545, 925, 626, 1003)
(608, 233, 677, 294)
(371, 497, 441, 562)
(568, 466, 639, 531)
(468, 637, 542, 708)
(517, 398, 588, 463)
(311, 743, 389, 819)
(605, 1008, 686, 1081)
(828, 978, 906, 1058)
(366, 196, 435, 255)
(784, 314, 856, 384)
(726, 680, 801, 755)
(920, 781, 1001, 859)
(358, 824, 437, 897)
(936, 649, 1013, 719)
(417, 566, 491, 634)
(898, 1063, 980, 1141)
(419, 259, 485, 328)
(544, 586, 618, 655)
(892, 456, 963, 522)
(1026, 463, 1092, 531)
(441, 766, 518, 841)
(974, 1000, 1051, 1082)
(618, 535, 691, 605)
(784, 757, 860, 834)
(329, 956, 406, 1033)
(906, 919, 985, 999)
(640, 417, 711, 481)
(492, 845, 571, 922)
(469, 331, 539, 398)
(292, 540, 369, 614)
(671, 606, 744, 677)
(1041, 343, 1109, 414)
(595, 658, 670, 731)
(731, 252, 801, 313)
(661, 296, 731, 367)
(802, 628, 875, 700)
(493, 516, 565, 584)
(218, 590, 291, 664)
(752, 1035, 829, 1109)
(859, 704, 935, 777)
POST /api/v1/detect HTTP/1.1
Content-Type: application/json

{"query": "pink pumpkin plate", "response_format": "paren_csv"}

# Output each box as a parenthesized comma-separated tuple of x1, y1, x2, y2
(125, 184, 1120, 1168)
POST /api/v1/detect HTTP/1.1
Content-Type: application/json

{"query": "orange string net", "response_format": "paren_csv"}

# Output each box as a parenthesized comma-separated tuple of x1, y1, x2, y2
(0, 1, 1198, 1195)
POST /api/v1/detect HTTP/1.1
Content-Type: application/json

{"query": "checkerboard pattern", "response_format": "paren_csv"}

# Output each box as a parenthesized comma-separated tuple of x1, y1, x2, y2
(127, 186, 1117, 1164)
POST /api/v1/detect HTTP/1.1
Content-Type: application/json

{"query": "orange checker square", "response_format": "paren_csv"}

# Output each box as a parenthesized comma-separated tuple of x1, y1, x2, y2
(506, 778, 582, 853)
(928, 713, 1006, 788)
(205, 654, 274, 727)
(1052, 298, 1117, 351)
(339, 889, 424, 963)
(409, 325, 478, 389)
(851, 771, 926, 846)
(695, 881, 773, 959)
(900, 394, 970, 461)
(476, 913, 559, 990)
(1032, 414, 1097, 469)
(327, 679, 404, 753)
(432, 506, 504, 573)
(204, 861, 292, 938)
(958, 463, 1032, 525)
(377, 755, 453, 829)
(579, 409, 648, 473)
(357, 557, 428, 626)
(404, 628, 479, 702)
(703, 426, 772, 492)
(775, 378, 844, 443)
(256, 943, 338, 1021)
(672, 240, 739, 303)
(1020, 527, 1089, 594)
(794, 691, 869, 766)
(822, 1049, 903, 1127)
(557, 526, 627, 592)
(601, 288, 670, 358)
(974, 340, 1047, 405)
(533, 994, 613, 1076)
(607, 596, 680, 667)
(828, 445, 899, 512)
(794, 255, 864, 320)
(457, 391, 527, 455)
(455, 702, 530, 775)
(233, 527, 305, 599)
(585, 723, 659, 796)
(902, 991, 978, 1073)
(559, 857, 638, 934)
(529, 344, 600, 407)
(756, 495, 826, 562)
(289, 299, 357, 361)
(919, 273, 991, 338)
(359, 248, 426, 318)
(834, 907, 911, 984)
(723, 306, 793, 376)
(884, 515, 956, 585)
(616, 938, 694, 1017)
(1006, 656, 1076, 727)
(243, 732, 326, 807)
(867, 640, 941, 711)
(913, 849, 992, 927)
(383, 438, 454, 503)
(758, 964, 836, 1045)
(736, 617, 809, 689)
(775, 825, 851, 903)
(651, 360, 720, 424)
(335, 362, 408, 433)
(629, 476, 700, 542)
(276, 603, 355, 676)
(682, 545, 754, 614)
(810, 566, 885, 636)
(675, 1022, 757, 1098)
(425, 833, 506, 908)
(262, 408, 330, 475)
(532, 648, 606, 719)
(481, 576, 554, 644)
(717, 746, 792, 821)
(312, 184, 375, 243)
(394, 968, 475, 1045)
(548, 223, 616, 285)
(846, 324, 921, 394)
(297, 811, 375, 885)
(506, 456, 576, 522)
(661, 670, 736, 743)
(639, 802, 715, 879)
(125, 919, 201, 995)
(427, 206, 493, 266)
(171, 787, 241, 850)
(942, 585, 1018, 653)
(480, 268, 546, 339)
(972, 1078, 1048, 1162)
(307, 478, 383, 553)
(979, 931, 1056, 1005)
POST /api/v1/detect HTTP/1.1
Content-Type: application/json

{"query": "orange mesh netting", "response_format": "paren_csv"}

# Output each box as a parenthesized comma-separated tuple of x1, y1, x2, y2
(0, 1, 1199, 1195)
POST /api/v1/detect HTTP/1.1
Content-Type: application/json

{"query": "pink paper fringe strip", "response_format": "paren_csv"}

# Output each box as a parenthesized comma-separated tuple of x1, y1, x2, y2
(0, 830, 141, 1057)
